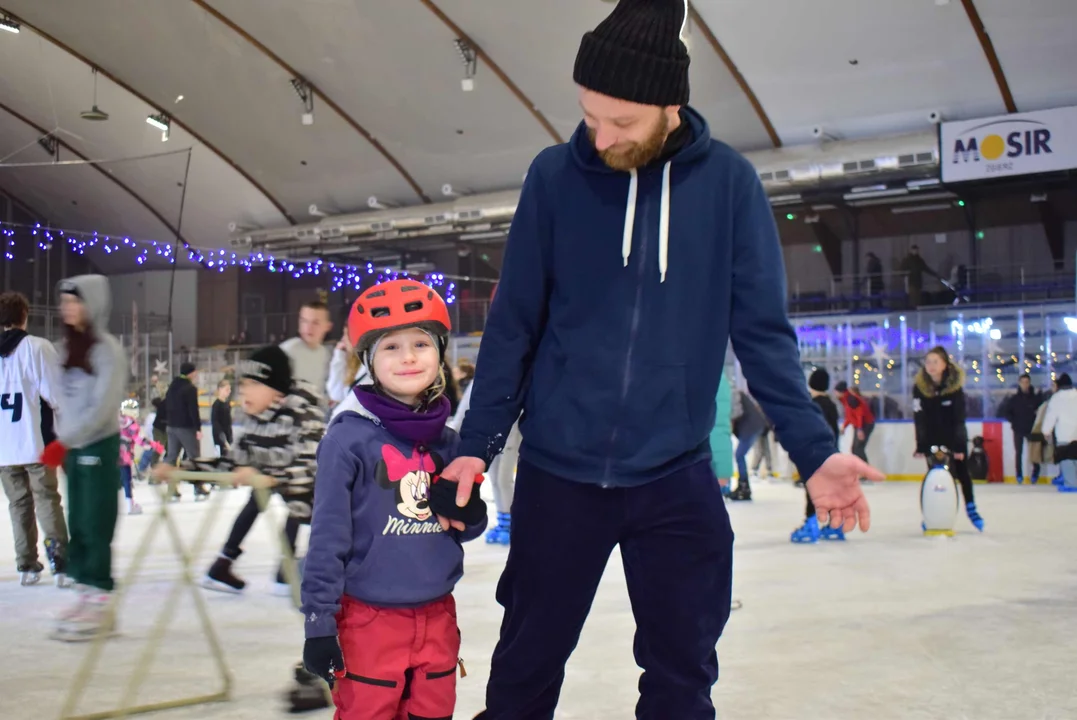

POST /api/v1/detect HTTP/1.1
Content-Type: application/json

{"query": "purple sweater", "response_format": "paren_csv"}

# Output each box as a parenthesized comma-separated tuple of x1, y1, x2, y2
(302, 389, 487, 639)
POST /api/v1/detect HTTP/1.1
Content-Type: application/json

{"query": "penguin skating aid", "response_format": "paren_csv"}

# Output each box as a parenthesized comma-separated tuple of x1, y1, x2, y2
(920, 446, 959, 537)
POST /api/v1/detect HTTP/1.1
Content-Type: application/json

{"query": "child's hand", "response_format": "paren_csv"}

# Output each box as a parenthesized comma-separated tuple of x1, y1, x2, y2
(429, 476, 487, 529)
(303, 636, 345, 688)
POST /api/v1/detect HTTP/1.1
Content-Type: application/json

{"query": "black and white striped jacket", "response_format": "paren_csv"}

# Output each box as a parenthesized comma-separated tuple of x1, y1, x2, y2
(186, 381, 324, 519)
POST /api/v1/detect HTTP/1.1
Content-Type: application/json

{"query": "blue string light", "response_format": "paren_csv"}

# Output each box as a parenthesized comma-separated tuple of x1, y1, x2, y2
(1, 221, 458, 303)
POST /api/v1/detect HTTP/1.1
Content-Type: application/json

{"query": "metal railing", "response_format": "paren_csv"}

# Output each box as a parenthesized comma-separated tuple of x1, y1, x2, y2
(789, 263, 1072, 314)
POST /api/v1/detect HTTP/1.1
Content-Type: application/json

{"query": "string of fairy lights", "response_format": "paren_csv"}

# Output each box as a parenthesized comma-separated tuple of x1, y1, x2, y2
(1, 221, 462, 303)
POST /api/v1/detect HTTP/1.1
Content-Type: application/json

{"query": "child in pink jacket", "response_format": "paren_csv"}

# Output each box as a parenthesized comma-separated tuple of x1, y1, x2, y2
(119, 400, 162, 515)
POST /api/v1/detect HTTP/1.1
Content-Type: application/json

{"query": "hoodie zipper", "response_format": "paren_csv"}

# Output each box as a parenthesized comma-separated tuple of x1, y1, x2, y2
(604, 183, 651, 484)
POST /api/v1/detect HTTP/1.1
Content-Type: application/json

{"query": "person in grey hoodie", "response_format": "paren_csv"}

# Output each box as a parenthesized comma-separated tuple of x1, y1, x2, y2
(40, 275, 127, 642)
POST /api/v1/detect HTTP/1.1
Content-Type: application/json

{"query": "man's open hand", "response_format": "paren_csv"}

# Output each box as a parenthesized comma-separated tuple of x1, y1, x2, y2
(805, 454, 882, 533)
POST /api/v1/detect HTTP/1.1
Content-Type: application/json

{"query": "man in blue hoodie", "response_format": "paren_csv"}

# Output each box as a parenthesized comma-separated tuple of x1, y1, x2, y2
(440, 1, 881, 717)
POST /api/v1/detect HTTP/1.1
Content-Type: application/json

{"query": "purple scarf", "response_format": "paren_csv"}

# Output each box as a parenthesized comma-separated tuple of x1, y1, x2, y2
(354, 387, 450, 444)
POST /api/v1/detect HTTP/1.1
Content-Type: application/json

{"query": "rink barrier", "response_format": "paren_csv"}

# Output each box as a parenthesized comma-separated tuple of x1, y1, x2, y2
(734, 419, 1043, 484)
(57, 471, 310, 720)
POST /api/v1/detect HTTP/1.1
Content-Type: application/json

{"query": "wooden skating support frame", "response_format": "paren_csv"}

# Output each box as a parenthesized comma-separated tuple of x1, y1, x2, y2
(57, 471, 303, 720)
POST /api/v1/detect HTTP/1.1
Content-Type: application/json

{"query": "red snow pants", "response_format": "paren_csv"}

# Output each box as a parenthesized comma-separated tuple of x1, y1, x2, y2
(332, 594, 460, 720)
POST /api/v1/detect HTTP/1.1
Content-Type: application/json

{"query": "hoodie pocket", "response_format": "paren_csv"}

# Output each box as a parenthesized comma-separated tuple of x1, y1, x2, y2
(526, 355, 694, 472)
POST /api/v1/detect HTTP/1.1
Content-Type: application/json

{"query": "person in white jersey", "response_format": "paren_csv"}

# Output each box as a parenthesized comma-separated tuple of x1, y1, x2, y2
(0, 291, 71, 587)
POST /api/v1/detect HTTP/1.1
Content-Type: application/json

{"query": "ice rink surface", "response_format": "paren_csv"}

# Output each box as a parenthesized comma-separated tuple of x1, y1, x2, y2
(0, 477, 1074, 719)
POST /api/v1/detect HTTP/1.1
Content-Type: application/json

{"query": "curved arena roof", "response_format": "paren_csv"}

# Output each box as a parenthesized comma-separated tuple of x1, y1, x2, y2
(0, 0, 1074, 253)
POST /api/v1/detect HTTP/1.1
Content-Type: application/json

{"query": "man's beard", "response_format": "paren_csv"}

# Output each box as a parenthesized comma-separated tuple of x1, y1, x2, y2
(588, 112, 670, 171)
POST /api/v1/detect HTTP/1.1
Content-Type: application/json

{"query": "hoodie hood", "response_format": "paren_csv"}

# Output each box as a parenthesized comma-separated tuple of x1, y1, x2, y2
(57, 274, 112, 333)
(569, 106, 712, 283)
(0, 328, 27, 358)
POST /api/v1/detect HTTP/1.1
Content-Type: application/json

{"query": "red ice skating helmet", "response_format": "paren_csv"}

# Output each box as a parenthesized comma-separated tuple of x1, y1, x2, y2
(347, 279, 451, 361)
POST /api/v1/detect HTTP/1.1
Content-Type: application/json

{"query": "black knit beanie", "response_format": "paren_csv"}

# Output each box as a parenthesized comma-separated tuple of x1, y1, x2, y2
(239, 345, 293, 396)
(808, 368, 830, 392)
(573, 0, 691, 107)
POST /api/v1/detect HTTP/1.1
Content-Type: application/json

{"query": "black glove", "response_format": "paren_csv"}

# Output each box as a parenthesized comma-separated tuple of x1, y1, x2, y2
(303, 636, 345, 688)
(428, 476, 487, 526)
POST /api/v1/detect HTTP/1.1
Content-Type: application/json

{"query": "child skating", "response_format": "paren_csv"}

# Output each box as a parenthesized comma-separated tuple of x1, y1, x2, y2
(155, 344, 327, 711)
(43, 275, 127, 641)
(301, 279, 488, 720)
(119, 399, 162, 515)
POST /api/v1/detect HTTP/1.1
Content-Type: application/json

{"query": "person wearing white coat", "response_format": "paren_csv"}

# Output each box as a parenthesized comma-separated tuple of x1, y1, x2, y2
(1040, 373, 1077, 491)
(451, 376, 519, 544)
(0, 291, 71, 587)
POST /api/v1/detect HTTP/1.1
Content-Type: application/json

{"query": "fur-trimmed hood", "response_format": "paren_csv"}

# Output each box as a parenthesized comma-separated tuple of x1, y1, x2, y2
(914, 364, 966, 398)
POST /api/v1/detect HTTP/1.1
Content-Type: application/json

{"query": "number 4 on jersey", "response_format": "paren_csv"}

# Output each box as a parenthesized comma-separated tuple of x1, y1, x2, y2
(1, 392, 23, 423)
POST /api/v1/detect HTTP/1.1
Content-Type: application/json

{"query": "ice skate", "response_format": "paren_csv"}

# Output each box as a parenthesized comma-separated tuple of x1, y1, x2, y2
(52, 591, 116, 642)
(790, 516, 820, 544)
(729, 484, 752, 502)
(965, 502, 984, 532)
(44, 538, 75, 588)
(285, 661, 330, 713)
(18, 562, 43, 586)
(127, 500, 143, 515)
(203, 555, 246, 593)
(819, 524, 846, 541)
(485, 512, 511, 545)
(272, 566, 294, 597)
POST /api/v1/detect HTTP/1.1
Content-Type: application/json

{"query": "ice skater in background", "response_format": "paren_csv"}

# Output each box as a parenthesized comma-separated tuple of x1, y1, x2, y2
(302, 279, 487, 720)
(792, 369, 844, 543)
(913, 346, 984, 531)
(451, 377, 516, 544)
(43, 275, 127, 641)
(156, 344, 327, 713)
(1039, 373, 1077, 492)
(710, 369, 734, 497)
(0, 290, 71, 588)
(210, 379, 233, 456)
(730, 386, 767, 501)
(119, 399, 163, 516)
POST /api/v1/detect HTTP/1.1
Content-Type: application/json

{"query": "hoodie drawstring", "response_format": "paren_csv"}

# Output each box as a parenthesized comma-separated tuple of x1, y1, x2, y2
(659, 161, 671, 283)
(621, 162, 672, 283)
(621, 168, 638, 269)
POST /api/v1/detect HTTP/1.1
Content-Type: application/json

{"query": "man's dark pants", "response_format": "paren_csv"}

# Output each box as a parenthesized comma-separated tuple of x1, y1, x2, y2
(1013, 428, 1040, 481)
(476, 458, 734, 720)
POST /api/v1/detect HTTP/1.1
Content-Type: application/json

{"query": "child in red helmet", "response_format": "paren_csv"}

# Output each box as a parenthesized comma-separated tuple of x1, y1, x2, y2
(301, 279, 488, 720)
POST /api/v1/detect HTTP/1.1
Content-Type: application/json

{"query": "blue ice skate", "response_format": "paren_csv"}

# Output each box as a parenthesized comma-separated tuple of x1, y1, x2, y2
(1052, 475, 1064, 486)
(965, 502, 984, 532)
(819, 524, 846, 541)
(790, 516, 820, 544)
(1016, 475, 1024, 485)
(486, 512, 511, 545)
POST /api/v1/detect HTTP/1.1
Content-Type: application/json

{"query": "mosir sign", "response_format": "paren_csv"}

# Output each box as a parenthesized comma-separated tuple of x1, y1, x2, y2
(940, 105, 1077, 183)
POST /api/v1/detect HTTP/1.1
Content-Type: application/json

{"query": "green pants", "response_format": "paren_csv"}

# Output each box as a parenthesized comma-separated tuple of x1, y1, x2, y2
(64, 435, 120, 592)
